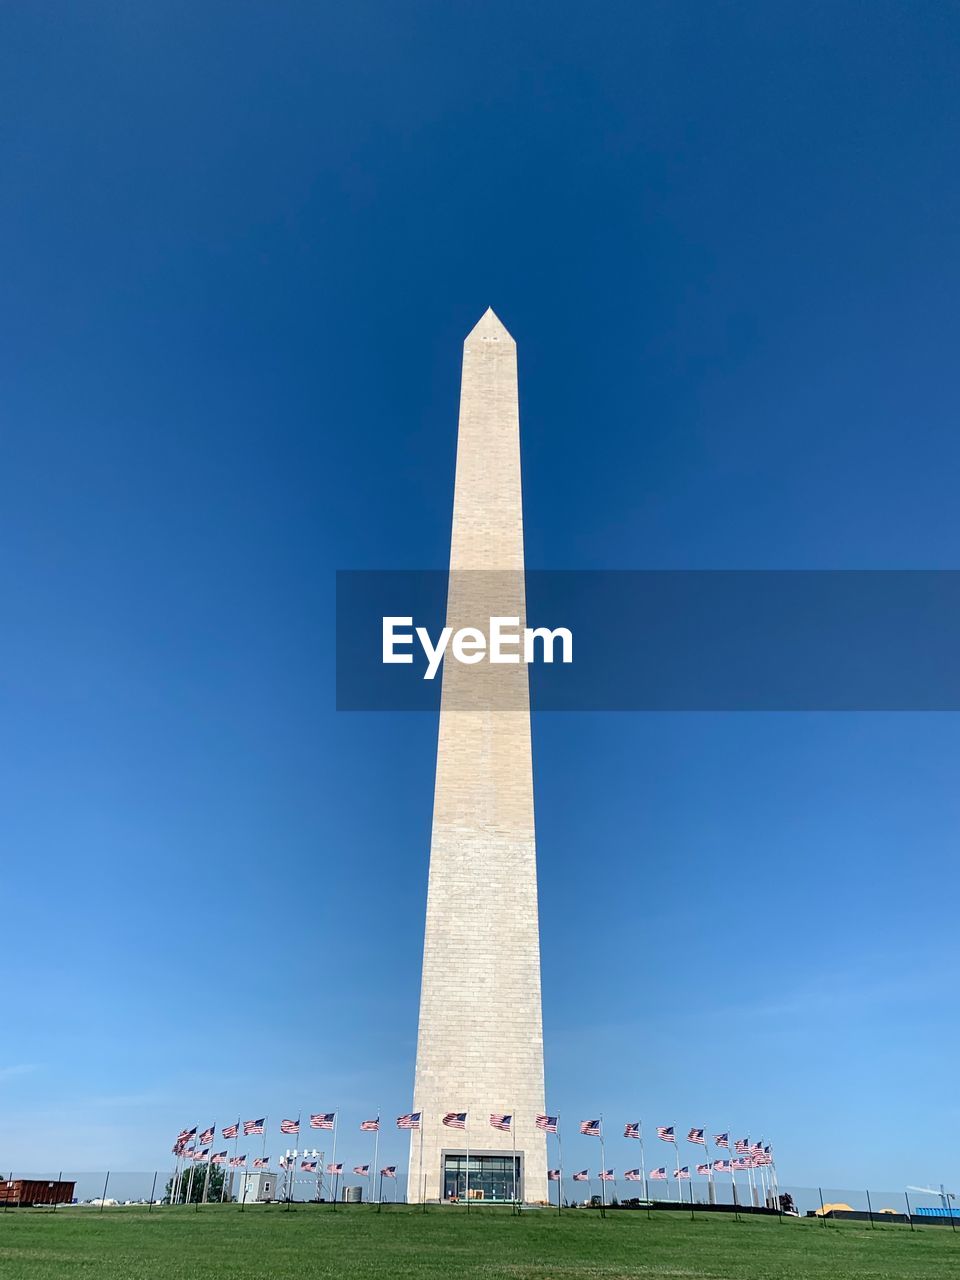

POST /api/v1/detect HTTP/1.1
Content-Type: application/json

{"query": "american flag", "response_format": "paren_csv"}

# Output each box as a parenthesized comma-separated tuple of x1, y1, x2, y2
(649, 1167, 667, 1181)
(212, 1152, 227, 1165)
(489, 1114, 512, 1131)
(326, 1162, 343, 1174)
(397, 1112, 421, 1130)
(280, 1119, 300, 1135)
(547, 1169, 560, 1181)
(194, 1148, 209, 1161)
(199, 1126, 215, 1146)
(750, 1141, 763, 1154)
(244, 1118, 265, 1136)
(223, 1122, 240, 1140)
(176, 1127, 195, 1143)
(381, 1166, 397, 1178)
(713, 1133, 729, 1149)
(443, 1112, 467, 1130)
(657, 1126, 675, 1142)
(229, 1155, 246, 1168)
(696, 1163, 711, 1176)
(598, 1169, 615, 1182)
(353, 1164, 369, 1176)
(310, 1113, 335, 1130)
(734, 1138, 748, 1154)
(301, 1160, 317, 1172)
(580, 1119, 601, 1137)
(674, 1166, 690, 1180)
(184, 1147, 195, 1158)
(253, 1158, 269, 1169)
(624, 1169, 642, 1182)
(536, 1114, 558, 1134)
(360, 1118, 380, 1132)
(687, 1128, 705, 1145)
(732, 1157, 749, 1170)
(714, 1159, 731, 1173)
(624, 1122, 640, 1140)
(572, 1170, 589, 1182)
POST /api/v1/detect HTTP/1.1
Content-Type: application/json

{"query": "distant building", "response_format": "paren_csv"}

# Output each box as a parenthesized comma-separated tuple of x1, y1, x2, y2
(236, 1171, 277, 1204)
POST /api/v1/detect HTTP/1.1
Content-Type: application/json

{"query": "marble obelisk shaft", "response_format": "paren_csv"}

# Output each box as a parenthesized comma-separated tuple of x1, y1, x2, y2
(408, 309, 547, 1203)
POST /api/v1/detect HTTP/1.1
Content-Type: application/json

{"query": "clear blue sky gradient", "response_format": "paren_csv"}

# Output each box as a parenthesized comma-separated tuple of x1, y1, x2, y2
(2, 3, 959, 1187)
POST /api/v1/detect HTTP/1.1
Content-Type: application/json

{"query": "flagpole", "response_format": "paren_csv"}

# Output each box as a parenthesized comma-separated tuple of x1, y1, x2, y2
(331, 1110, 339, 1208)
(417, 1114, 424, 1205)
(201, 1123, 215, 1204)
(556, 1115, 563, 1216)
(703, 1134, 714, 1205)
(511, 1109, 517, 1210)
(639, 1122, 647, 1201)
(465, 1115, 470, 1213)
(728, 1128, 737, 1208)
(673, 1127, 681, 1202)
(372, 1110, 380, 1204)
(261, 1117, 268, 1166)
(598, 1115, 607, 1216)
(185, 1121, 200, 1204)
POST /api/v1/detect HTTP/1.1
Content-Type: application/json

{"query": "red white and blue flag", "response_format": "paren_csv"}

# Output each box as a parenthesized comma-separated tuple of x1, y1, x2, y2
(687, 1128, 705, 1145)
(580, 1119, 601, 1137)
(734, 1138, 749, 1154)
(696, 1163, 711, 1176)
(674, 1166, 690, 1180)
(443, 1113, 467, 1130)
(536, 1115, 558, 1134)
(229, 1156, 246, 1168)
(624, 1122, 640, 1139)
(353, 1164, 369, 1176)
(311, 1113, 335, 1130)
(381, 1166, 397, 1178)
(199, 1126, 215, 1146)
(714, 1159, 732, 1173)
(490, 1114, 512, 1131)
(326, 1163, 343, 1175)
(713, 1133, 729, 1149)
(599, 1169, 615, 1182)
(212, 1152, 227, 1165)
(572, 1170, 589, 1182)
(244, 1119, 265, 1136)
(223, 1122, 240, 1139)
(657, 1126, 675, 1142)
(301, 1160, 317, 1172)
(624, 1169, 642, 1181)
(397, 1113, 421, 1130)
(254, 1158, 269, 1169)
(547, 1169, 560, 1181)
(649, 1167, 667, 1181)
(360, 1118, 380, 1132)
(280, 1119, 299, 1135)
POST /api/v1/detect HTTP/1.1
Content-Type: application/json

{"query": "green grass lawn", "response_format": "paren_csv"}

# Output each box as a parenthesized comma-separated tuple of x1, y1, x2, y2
(1, 1203, 957, 1280)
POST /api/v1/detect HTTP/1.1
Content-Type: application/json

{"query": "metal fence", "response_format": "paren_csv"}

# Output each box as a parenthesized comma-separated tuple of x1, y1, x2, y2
(1, 1173, 957, 1227)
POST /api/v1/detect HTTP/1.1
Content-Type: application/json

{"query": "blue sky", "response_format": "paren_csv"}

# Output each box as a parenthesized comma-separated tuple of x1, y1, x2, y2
(1, 2, 959, 1189)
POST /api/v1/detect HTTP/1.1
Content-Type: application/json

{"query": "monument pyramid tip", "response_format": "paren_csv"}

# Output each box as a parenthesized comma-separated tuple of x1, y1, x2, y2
(466, 307, 514, 342)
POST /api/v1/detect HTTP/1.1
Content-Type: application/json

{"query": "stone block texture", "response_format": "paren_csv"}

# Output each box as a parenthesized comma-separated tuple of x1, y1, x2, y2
(408, 309, 547, 1203)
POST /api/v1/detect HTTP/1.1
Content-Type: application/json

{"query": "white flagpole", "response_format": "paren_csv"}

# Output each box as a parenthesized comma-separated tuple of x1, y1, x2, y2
(201, 1123, 215, 1203)
(511, 1109, 517, 1208)
(557, 1116, 564, 1214)
(599, 1115, 607, 1212)
(703, 1133, 714, 1204)
(465, 1114, 470, 1211)
(417, 1114, 424, 1204)
(331, 1111, 339, 1204)
(673, 1127, 681, 1202)
(639, 1121, 647, 1201)
(372, 1111, 380, 1204)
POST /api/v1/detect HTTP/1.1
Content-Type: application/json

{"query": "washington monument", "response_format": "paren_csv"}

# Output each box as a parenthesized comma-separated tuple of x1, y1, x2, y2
(408, 309, 547, 1203)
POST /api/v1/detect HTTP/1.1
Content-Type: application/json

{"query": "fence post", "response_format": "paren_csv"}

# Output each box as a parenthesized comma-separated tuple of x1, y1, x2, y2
(866, 1189, 875, 1228)
(52, 1171, 62, 1214)
(148, 1172, 157, 1210)
(99, 1172, 110, 1213)
(905, 1191, 914, 1231)
(818, 1187, 828, 1228)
